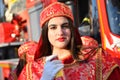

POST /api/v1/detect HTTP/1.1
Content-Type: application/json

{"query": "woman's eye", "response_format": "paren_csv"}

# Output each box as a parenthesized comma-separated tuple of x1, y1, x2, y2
(62, 24, 69, 29)
(50, 26, 56, 30)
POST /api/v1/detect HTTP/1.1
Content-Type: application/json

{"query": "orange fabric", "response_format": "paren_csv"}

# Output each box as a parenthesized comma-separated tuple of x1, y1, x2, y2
(40, 2, 74, 27)
(3, 67, 10, 78)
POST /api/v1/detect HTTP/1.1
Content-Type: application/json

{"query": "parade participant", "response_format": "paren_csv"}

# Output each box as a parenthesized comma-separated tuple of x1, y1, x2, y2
(18, 2, 120, 80)
(8, 41, 38, 80)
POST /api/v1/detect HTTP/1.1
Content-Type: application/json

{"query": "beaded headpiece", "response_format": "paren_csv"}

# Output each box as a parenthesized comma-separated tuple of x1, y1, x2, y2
(40, 2, 74, 27)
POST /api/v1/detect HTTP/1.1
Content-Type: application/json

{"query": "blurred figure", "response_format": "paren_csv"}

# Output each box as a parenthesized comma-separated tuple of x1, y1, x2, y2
(78, 16, 91, 36)
(11, 14, 27, 42)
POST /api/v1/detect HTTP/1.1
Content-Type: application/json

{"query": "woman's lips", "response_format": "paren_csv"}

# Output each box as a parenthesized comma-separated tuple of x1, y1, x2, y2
(57, 37, 66, 42)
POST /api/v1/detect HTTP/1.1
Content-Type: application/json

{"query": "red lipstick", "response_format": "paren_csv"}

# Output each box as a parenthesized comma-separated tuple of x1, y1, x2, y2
(57, 37, 65, 42)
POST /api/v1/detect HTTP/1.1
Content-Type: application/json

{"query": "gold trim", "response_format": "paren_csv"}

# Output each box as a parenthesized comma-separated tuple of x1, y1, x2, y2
(26, 62, 32, 80)
(26, 63, 29, 80)
(96, 48, 102, 80)
(29, 62, 32, 80)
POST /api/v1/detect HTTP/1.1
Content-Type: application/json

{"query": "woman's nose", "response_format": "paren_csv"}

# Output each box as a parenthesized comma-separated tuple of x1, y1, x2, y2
(57, 27, 64, 35)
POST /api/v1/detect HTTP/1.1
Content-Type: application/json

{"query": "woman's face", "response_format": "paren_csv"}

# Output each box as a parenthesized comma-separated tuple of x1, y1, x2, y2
(48, 17, 71, 49)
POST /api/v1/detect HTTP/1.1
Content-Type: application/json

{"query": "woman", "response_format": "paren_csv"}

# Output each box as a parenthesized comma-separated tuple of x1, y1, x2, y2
(8, 41, 38, 80)
(18, 2, 120, 80)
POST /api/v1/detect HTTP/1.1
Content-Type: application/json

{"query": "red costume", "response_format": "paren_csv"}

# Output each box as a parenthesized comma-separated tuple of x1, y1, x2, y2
(18, 36, 120, 80)
(18, 2, 120, 80)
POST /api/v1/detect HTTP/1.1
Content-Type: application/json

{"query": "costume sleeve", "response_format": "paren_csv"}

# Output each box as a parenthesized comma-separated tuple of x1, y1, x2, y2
(107, 67, 120, 80)
(18, 59, 44, 80)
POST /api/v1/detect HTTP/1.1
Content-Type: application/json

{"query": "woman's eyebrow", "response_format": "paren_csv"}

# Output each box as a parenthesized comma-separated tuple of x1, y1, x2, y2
(48, 24, 57, 27)
(62, 22, 69, 25)
(48, 22, 69, 27)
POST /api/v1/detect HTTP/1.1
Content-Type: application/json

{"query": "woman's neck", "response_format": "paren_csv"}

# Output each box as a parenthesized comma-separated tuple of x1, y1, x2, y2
(52, 49, 74, 64)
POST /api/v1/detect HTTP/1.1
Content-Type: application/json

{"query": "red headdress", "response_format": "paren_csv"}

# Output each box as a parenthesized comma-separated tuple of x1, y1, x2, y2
(18, 41, 38, 62)
(40, 2, 74, 27)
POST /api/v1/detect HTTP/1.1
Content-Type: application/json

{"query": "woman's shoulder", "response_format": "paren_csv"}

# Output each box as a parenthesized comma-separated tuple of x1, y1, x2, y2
(81, 36, 99, 47)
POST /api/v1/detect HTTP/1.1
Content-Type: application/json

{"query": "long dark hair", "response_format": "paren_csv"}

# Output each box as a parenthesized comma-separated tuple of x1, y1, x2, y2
(16, 59, 27, 77)
(35, 17, 82, 59)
